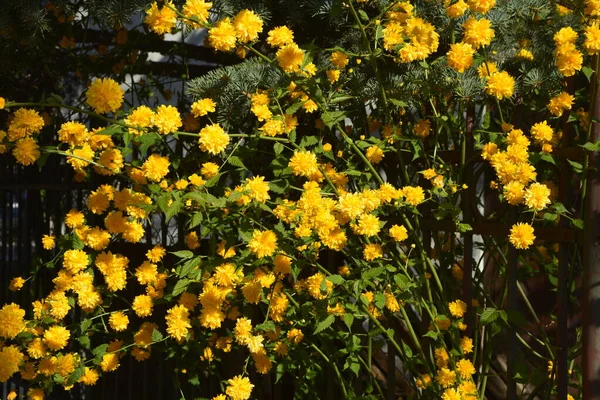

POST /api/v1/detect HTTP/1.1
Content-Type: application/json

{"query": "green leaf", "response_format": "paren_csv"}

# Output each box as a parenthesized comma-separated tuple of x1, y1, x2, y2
(583, 66, 595, 82)
(269, 181, 286, 194)
(171, 250, 194, 259)
(189, 212, 203, 229)
(77, 335, 91, 349)
(66, 365, 86, 386)
(165, 200, 183, 222)
(567, 159, 583, 173)
(581, 141, 600, 151)
(480, 308, 506, 325)
(286, 101, 303, 115)
(172, 279, 190, 296)
(543, 213, 557, 222)
(358, 9, 369, 21)
(92, 344, 108, 357)
(393, 274, 412, 291)
(374, 293, 386, 309)
(314, 314, 335, 334)
(80, 319, 92, 332)
(362, 266, 385, 281)
(423, 330, 438, 340)
(300, 135, 319, 148)
(179, 256, 202, 278)
(388, 98, 407, 108)
(255, 321, 276, 333)
(152, 328, 163, 342)
(572, 219, 584, 229)
(457, 223, 472, 233)
(274, 142, 284, 155)
(321, 111, 347, 129)
(343, 313, 354, 330)
(71, 232, 84, 250)
(228, 155, 246, 169)
(327, 274, 345, 285)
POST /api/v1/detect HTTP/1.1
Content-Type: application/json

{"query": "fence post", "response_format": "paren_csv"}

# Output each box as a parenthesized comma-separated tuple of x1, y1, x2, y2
(583, 55, 600, 400)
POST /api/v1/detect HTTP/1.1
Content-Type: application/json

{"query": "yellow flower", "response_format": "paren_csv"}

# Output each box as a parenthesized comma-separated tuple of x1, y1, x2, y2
(40, 234, 56, 250)
(485, 71, 515, 100)
(109, 312, 129, 332)
(466, 0, 496, 14)
(191, 98, 216, 117)
(555, 43, 583, 77)
(233, 9, 263, 44)
(447, 42, 475, 73)
(208, 18, 237, 52)
(199, 123, 230, 154)
(462, 17, 494, 49)
(153, 105, 182, 135)
(449, 299, 467, 318)
(43, 325, 70, 351)
(277, 43, 305, 73)
(0, 345, 24, 382)
(548, 92, 574, 117)
(85, 78, 124, 114)
(354, 214, 381, 236)
(9, 277, 25, 292)
(248, 230, 278, 258)
(0, 97, 5, 110)
(132, 294, 154, 317)
(414, 119, 431, 138)
(503, 181, 525, 205)
(389, 224, 408, 242)
(182, 0, 212, 28)
(402, 186, 425, 206)
(7, 108, 45, 140)
(436, 367, 457, 388)
(415, 373, 432, 388)
(185, 231, 200, 249)
(524, 182, 551, 211)
(244, 176, 271, 203)
(365, 145, 384, 164)
(461, 336, 474, 354)
(585, 23, 600, 54)
(142, 154, 170, 182)
(166, 305, 191, 341)
(289, 150, 319, 177)
(446, 0, 468, 18)
(0, 303, 26, 339)
(124, 105, 155, 135)
(441, 388, 461, 400)
(456, 358, 476, 379)
(516, 48, 534, 60)
(226, 375, 254, 400)
(79, 367, 99, 386)
(145, 1, 177, 35)
(13, 137, 40, 166)
(477, 61, 498, 78)
(363, 243, 383, 261)
(330, 51, 349, 68)
(266, 26, 294, 48)
(509, 222, 535, 249)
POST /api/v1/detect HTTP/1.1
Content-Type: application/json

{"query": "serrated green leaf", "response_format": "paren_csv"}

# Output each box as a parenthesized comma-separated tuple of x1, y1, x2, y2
(77, 335, 91, 349)
(152, 328, 163, 342)
(92, 344, 108, 357)
(343, 313, 354, 330)
(189, 212, 203, 229)
(172, 279, 190, 296)
(171, 250, 194, 259)
(321, 111, 347, 129)
(165, 200, 183, 222)
(228, 155, 246, 169)
(314, 314, 335, 334)
(274, 142, 284, 155)
(327, 274, 345, 285)
(179, 256, 201, 278)
(573, 219, 584, 229)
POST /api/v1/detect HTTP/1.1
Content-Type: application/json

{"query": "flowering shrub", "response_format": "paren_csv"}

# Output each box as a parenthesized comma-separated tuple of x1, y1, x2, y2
(0, 0, 594, 399)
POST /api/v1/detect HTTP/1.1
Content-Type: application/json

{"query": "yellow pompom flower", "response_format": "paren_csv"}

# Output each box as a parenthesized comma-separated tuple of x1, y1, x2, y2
(0, 346, 24, 382)
(142, 154, 170, 182)
(199, 123, 230, 154)
(145, 1, 177, 35)
(524, 182, 551, 211)
(124, 105, 155, 135)
(79, 367, 99, 386)
(191, 98, 216, 117)
(462, 17, 494, 49)
(9, 277, 25, 291)
(447, 42, 475, 73)
(166, 305, 191, 341)
(354, 214, 381, 237)
(244, 176, 271, 203)
(132, 294, 154, 317)
(584, 23, 600, 54)
(456, 358, 476, 379)
(152, 105, 182, 135)
(266, 26, 294, 48)
(441, 388, 461, 400)
(7, 108, 45, 140)
(436, 367, 457, 388)
(446, 0, 468, 18)
(63, 249, 89, 274)
(182, 0, 212, 28)
(248, 230, 278, 258)
(277, 43, 305, 73)
(43, 325, 70, 351)
(477, 61, 498, 78)
(485, 71, 515, 100)
(109, 312, 129, 332)
(41, 234, 56, 250)
(449, 299, 467, 318)
(366, 145, 384, 164)
(389, 224, 408, 241)
(201, 162, 219, 178)
(402, 186, 425, 206)
(85, 78, 124, 114)
(330, 51, 349, 68)
(461, 336, 474, 354)
(509, 222, 535, 249)
(530, 121, 553, 144)
(208, 18, 237, 52)
(466, 0, 496, 14)
(363, 243, 383, 261)
(414, 119, 431, 138)
(555, 43, 583, 77)
(226, 375, 254, 400)
(13, 137, 40, 166)
(548, 92, 574, 117)
(289, 150, 319, 177)
(0, 303, 26, 339)
(233, 9, 263, 44)
(503, 181, 525, 205)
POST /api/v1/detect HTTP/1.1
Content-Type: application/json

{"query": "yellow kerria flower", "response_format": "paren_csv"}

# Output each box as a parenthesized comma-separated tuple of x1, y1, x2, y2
(509, 222, 535, 249)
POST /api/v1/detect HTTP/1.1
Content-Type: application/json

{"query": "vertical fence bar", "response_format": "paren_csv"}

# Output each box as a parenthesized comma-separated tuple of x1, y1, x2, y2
(583, 55, 600, 400)
(506, 207, 518, 399)
(463, 105, 475, 335)
(387, 341, 395, 400)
